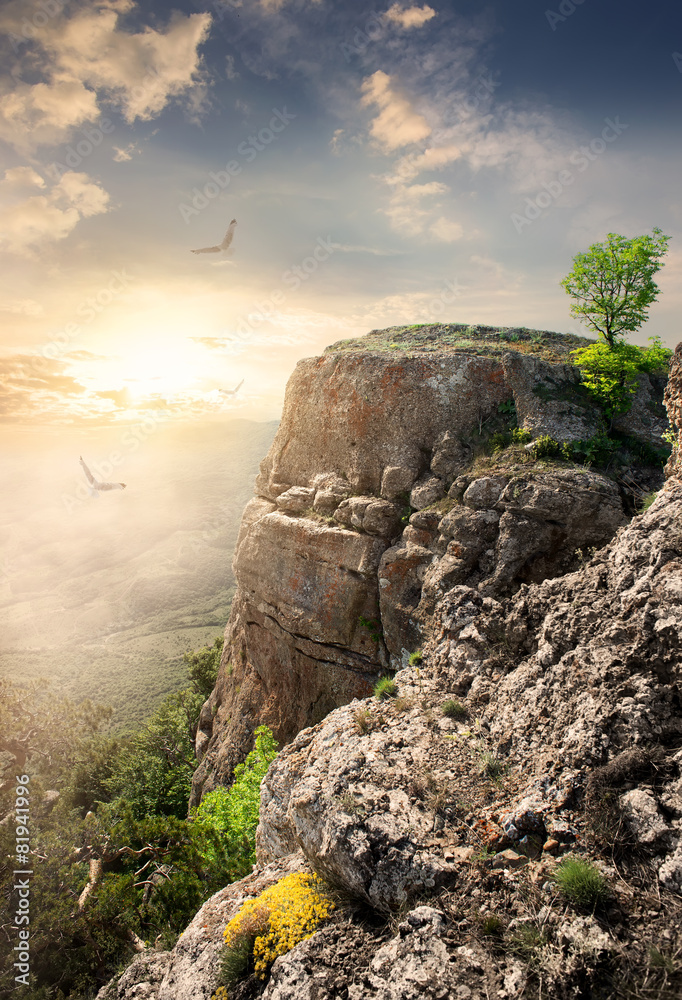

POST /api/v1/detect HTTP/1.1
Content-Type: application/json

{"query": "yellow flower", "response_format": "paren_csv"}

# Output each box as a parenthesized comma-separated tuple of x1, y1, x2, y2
(222, 872, 335, 980)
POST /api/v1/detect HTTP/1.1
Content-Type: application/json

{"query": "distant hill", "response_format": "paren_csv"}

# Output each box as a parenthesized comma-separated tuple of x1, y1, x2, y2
(0, 418, 277, 727)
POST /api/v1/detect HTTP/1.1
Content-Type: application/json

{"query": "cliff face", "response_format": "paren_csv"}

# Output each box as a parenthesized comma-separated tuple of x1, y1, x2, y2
(104, 336, 681, 1000)
(191, 329, 668, 804)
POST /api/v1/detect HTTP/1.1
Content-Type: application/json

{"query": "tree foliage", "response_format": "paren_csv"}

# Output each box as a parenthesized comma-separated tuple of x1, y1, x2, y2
(561, 228, 670, 346)
(0, 637, 276, 1000)
(193, 725, 278, 881)
(571, 336, 672, 425)
(183, 636, 223, 698)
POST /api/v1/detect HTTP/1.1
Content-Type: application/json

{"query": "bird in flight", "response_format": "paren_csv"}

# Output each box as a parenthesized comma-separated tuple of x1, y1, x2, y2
(191, 218, 237, 254)
(79, 456, 126, 497)
(219, 379, 244, 398)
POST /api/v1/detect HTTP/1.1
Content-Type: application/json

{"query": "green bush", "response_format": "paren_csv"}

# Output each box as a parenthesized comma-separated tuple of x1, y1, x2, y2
(552, 855, 610, 909)
(374, 676, 398, 700)
(512, 428, 532, 444)
(529, 435, 562, 459)
(183, 636, 223, 697)
(358, 615, 383, 642)
(408, 650, 423, 666)
(194, 725, 278, 880)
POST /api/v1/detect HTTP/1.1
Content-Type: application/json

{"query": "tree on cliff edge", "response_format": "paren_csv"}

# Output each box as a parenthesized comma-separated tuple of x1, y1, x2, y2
(561, 228, 670, 348)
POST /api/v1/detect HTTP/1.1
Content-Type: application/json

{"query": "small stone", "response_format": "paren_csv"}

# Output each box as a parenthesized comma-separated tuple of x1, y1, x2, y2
(492, 849, 528, 870)
(542, 838, 559, 854)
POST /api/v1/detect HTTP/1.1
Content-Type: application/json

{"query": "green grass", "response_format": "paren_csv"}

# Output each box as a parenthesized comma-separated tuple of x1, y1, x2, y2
(323, 324, 592, 362)
(408, 650, 423, 666)
(552, 855, 610, 909)
(641, 490, 658, 512)
(374, 676, 398, 700)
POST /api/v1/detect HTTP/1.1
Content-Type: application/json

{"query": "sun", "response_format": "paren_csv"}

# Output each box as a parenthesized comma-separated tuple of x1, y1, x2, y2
(104, 340, 208, 399)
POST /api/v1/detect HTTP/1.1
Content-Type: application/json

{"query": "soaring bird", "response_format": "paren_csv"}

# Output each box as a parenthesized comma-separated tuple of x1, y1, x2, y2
(219, 379, 244, 398)
(79, 456, 126, 496)
(191, 218, 237, 254)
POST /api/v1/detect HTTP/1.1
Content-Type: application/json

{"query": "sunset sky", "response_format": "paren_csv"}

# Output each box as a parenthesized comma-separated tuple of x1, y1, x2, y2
(1, 0, 681, 428)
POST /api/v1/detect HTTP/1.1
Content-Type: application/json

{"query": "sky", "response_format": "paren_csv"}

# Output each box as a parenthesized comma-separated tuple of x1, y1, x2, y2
(1, 0, 681, 430)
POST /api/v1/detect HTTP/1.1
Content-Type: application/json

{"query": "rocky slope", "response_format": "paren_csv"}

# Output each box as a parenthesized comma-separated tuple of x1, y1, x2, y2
(191, 326, 667, 804)
(100, 328, 681, 1000)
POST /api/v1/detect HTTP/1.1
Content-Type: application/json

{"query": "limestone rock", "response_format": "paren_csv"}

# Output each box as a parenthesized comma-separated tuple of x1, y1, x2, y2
(257, 702, 457, 912)
(96, 952, 171, 1000)
(334, 497, 402, 538)
(381, 465, 419, 500)
(257, 352, 510, 497)
(430, 429, 471, 481)
(620, 788, 670, 845)
(410, 475, 445, 510)
(314, 479, 351, 514)
(502, 351, 601, 443)
(276, 486, 315, 513)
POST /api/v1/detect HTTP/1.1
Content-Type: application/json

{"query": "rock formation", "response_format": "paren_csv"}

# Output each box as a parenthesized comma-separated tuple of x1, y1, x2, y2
(191, 328, 667, 805)
(100, 329, 681, 1000)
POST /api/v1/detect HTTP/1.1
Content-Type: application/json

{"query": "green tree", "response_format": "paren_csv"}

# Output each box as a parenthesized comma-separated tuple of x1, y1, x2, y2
(561, 228, 670, 347)
(183, 636, 223, 698)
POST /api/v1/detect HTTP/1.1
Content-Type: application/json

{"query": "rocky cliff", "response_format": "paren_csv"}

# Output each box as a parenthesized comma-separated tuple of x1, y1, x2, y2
(191, 326, 667, 805)
(101, 327, 681, 1000)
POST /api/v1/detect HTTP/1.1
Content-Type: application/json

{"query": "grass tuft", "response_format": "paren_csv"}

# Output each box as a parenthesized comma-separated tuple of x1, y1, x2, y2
(442, 698, 466, 719)
(374, 676, 398, 700)
(551, 855, 610, 909)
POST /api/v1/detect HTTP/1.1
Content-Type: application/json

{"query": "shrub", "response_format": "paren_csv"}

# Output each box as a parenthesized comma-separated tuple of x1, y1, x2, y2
(358, 615, 383, 642)
(571, 337, 672, 426)
(374, 676, 398, 700)
(481, 913, 503, 936)
(511, 428, 532, 444)
(194, 725, 278, 880)
(408, 650, 423, 666)
(530, 435, 562, 459)
(551, 855, 610, 909)
(442, 699, 466, 719)
(222, 872, 335, 981)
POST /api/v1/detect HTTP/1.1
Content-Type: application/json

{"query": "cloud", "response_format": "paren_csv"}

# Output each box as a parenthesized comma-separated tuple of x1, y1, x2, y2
(429, 216, 464, 242)
(112, 143, 139, 161)
(386, 144, 462, 185)
(0, 353, 87, 421)
(95, 387, 130, 406)
(259, 0, 322, 10)
(0, 78, 99, 152)
(384, 4, 437, 29)
(0, 168, 109, 255)
(361, 70, 431, 151)
(0, 296, 43, 316)
(0, 2, 212, 151)
(329, 243, 406, 256)
(191, 337, 232, 351)
(225, 55, 238, 80)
